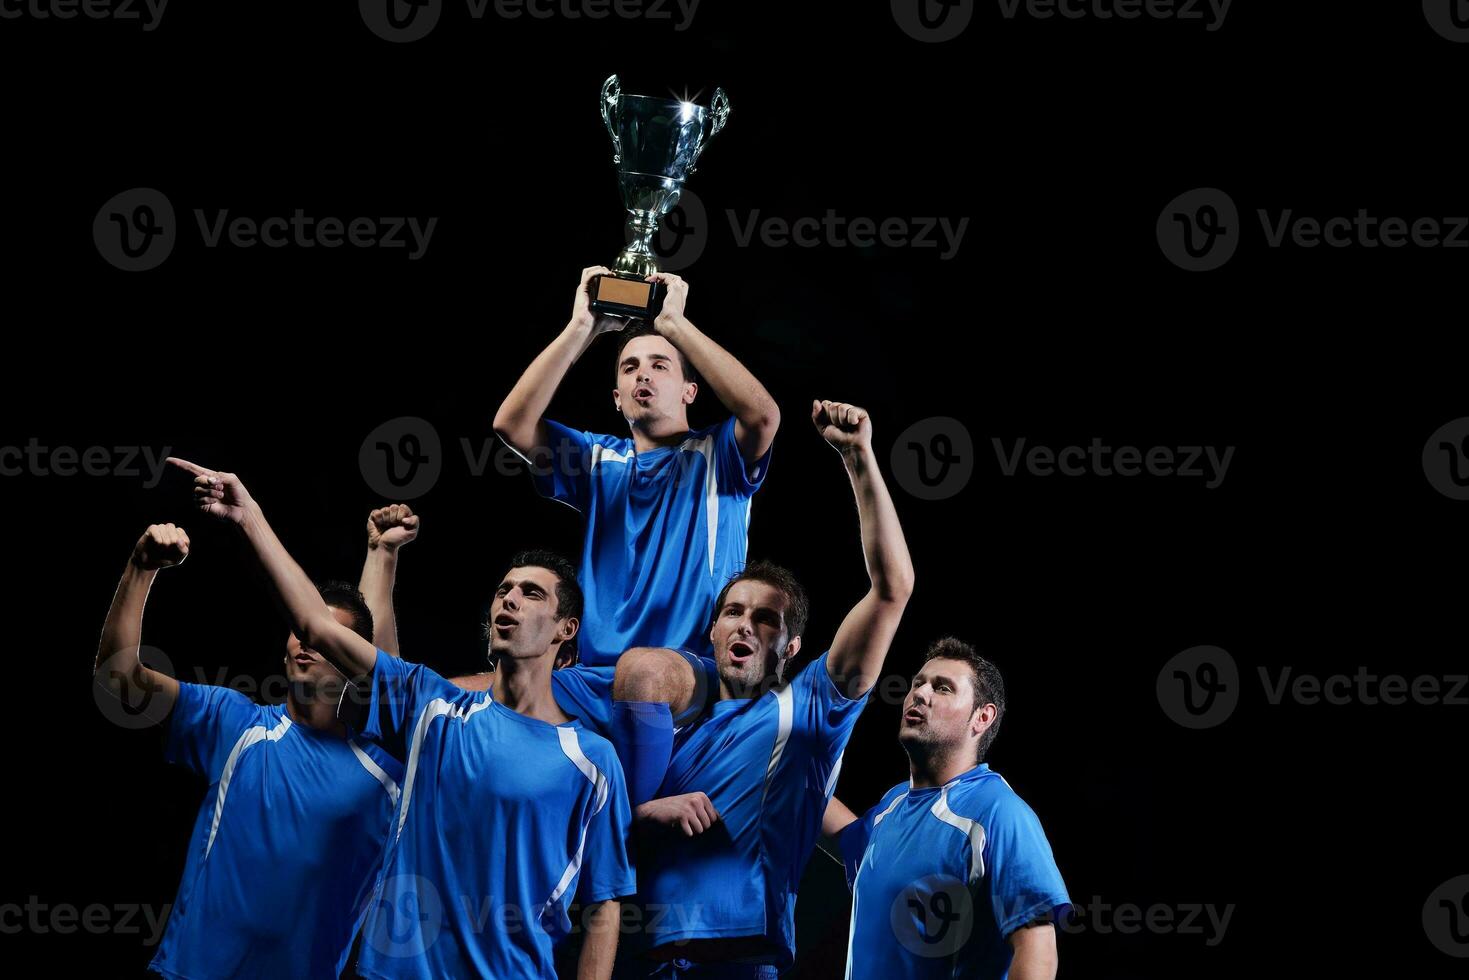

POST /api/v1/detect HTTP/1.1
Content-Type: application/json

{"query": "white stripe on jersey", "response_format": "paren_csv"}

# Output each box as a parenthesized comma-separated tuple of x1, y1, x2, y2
(538, 727, 611, 926)
(204, 711, 293, 859)
(759, 684, 795, 810)
(590, 444, 631, 469)
(676, 431, 719, 576)
(396, 697, 492, 839)
(349, 739, 401, 806)
(930, 783, 987, 885)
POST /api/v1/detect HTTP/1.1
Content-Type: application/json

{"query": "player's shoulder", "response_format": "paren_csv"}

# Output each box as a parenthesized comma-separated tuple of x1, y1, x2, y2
(875, 780, 910, 815)
(546, 417, 630, 452)
(946, 765, 1036, 823)
(177, 680, 261, 715)
(565, 724, 623, 774)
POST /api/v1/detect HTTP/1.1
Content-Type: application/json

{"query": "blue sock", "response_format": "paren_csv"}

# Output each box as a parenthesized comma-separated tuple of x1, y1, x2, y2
(609, 700, 675, 808)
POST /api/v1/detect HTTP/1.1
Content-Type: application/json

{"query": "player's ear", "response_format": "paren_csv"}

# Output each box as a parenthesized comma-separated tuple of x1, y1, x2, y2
(682, 380, 698, 405)
(612, 388, 622, 413)
(971, 702, 997, 739)
(560, 616, 579, 644)
(784, 635, 802, 660)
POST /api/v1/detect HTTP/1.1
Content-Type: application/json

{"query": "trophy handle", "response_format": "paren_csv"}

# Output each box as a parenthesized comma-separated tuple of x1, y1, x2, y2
(601, 74, 623, 164)
(687, 86, 729, 175)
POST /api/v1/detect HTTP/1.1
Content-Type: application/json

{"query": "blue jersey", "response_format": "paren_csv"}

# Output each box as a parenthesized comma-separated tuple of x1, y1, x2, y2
(837, 765, 1070, 980)
(635, 652, 868, 970)
(533, 415, 770, 667)
(149, 683, 402, 980)
(353, 650, 636, 980)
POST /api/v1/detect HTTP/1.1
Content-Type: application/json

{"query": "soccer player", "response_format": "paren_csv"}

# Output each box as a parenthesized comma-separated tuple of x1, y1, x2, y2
(622, 400, 914, 978)
(167, 457, 636, 980)
(489, 268, 781, 805)
(825, 640, 1070, 980)
(94, 521, 405, 980)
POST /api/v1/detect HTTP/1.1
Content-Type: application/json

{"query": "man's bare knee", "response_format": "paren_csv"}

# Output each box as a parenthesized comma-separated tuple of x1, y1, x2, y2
(613, 647, 697, 715)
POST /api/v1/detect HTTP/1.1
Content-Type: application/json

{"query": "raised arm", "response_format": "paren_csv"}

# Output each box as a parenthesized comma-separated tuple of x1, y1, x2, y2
(94, 524, 185, 718)
(167, 457, 378, 679)
(822, 795, 860, 838)
(359, 504, 418, 655)
(816, 402, 915, 698)
(650, 273, 779, 464)
(492, 266, 626, 458)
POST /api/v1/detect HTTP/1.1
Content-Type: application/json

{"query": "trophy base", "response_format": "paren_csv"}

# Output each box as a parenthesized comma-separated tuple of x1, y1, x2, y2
(589, 273, 666, 321)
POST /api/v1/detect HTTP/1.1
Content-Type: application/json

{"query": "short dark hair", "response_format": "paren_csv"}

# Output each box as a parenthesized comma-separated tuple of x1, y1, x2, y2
(316, 581, 374, 643)
(712, 560, 809, 641)
(921, 637, 1007, 762)
(615, 321, 700, 388)
(505, 549, 583, 661)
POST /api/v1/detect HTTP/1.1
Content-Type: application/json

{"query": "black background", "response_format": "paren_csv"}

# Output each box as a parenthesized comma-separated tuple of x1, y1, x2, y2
(3, 1, 1468, 977)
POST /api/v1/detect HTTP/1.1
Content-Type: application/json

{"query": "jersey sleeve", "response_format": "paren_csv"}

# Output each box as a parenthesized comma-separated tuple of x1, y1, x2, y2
(713, 415, 771, 499)
(576, 740, 637, 904)
(983, 793, 1072, 938)
(836, 804, 877, 892)
(836, 783, 906, 891)
(794, 651, 871, 751)
(530, 419, 595, 513)
(348, 649, 466, 762)
(163, 682, 263, 780)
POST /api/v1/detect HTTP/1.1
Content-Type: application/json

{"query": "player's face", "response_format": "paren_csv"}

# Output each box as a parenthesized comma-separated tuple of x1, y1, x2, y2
(710, 579, 794, 697)
(899, 658, 982, 756)
(283, 606, 358, 685)
(613, 335, 694, 426)
(489, 566, 574, 664)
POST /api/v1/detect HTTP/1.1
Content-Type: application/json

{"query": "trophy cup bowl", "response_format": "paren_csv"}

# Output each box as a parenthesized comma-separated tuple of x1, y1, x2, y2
(589, 74, 730, 321)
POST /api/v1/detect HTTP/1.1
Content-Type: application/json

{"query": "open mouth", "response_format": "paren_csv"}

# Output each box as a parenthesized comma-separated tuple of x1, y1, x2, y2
(633, 385, 654, 401)
(727, 640, 755, 665)
(903, 709, 926, 725)
(493, 614, 519, 636)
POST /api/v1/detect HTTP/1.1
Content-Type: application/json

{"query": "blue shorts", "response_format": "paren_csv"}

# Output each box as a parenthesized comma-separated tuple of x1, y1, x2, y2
(550, 649, 719, 738)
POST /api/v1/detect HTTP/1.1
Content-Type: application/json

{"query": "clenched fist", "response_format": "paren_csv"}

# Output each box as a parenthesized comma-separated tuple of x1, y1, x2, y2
(812, 400, 872, 454)
(132, 523, 190, 571)
(635, 791, 721, 837)
(367, 504, 420, 552)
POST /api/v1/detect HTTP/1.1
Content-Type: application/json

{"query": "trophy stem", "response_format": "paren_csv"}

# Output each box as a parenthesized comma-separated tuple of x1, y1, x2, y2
(615, 210, 661, 278)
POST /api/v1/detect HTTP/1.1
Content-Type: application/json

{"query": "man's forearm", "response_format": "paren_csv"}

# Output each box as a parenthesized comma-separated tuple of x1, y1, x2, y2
(656, 314, 778, 432)
(1007, 925, 1059, 980)
(823, 796, 859, 838)
(359, 547, 401, 655)
(95, 561, 156, 691)
(577, 899, 620, 980)
(843, 444, 915, 601)
(237, 503, 373, 676)
(493, 319, 598, 454)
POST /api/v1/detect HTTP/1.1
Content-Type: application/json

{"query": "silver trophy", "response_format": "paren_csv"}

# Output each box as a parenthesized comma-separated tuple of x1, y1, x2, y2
(589, 74, 730, 319)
